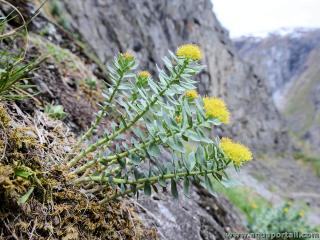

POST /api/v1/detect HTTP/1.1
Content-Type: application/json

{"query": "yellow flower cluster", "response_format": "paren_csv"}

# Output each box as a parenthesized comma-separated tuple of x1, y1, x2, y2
(203, 97, 230, 124)
(219, 137, 253, 166)
(176, 44, 202, 61)
(185, 90, 198, 100)
(138, 71, 151, 78)
(121, 52, 134, 61)
(175, 115, 182, 123)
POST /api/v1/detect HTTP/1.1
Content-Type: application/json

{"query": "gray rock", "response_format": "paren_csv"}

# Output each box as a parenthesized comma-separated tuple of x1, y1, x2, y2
(136, 185, 248, 240)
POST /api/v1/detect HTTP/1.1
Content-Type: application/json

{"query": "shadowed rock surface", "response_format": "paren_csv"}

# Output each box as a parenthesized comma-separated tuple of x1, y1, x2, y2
(136, 185, 247, 240)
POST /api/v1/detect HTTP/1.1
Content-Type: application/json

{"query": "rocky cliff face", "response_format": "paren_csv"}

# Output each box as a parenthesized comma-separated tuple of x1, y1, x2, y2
(283, 47, 320, 155)
(61, 0, 289, 154)
(234, 29, 320, 107)
(234, 29, 320, 155)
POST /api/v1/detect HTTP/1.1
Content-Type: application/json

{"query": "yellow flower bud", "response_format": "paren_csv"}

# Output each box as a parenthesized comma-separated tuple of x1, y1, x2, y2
(185, 90, 198, 100)
(138, 71, 151, 79)
(251, 202, 258, 209)
(121, 52, 134, 61)
(175, 115, 182, 123)
(298, 210, 305, 218)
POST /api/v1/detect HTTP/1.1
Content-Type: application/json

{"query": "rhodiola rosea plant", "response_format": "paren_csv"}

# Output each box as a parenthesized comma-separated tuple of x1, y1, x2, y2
(67, 44, 253, 203)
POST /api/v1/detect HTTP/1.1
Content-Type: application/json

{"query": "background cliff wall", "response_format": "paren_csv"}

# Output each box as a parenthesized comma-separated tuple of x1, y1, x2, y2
(235, 29, 320, 155)
(61, 0, 289, 154)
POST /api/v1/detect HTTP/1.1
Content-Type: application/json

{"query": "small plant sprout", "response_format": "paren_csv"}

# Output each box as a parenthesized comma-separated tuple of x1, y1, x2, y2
(44, 104, 67, 120)
(84, 77, 98, 90)
(67, 44, 253, 203)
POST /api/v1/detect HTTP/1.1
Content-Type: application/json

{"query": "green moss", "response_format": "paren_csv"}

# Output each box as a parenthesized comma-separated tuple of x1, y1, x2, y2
(0, 104, 153, 239)
(0, 104, 11, 127)
(45, 42, 77, 71)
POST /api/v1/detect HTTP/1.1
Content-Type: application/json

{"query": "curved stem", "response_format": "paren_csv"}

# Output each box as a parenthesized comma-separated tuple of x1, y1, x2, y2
(72, 115, 202, 175)
(74, 70, 125, 147)
(78, 169, 216, 185)
(68, 60, 189, 168)
(99, 160, 231, 203)
(74, 166, 121, 185)
(98, 169, 219, 204)
(71, 136, 160, 174)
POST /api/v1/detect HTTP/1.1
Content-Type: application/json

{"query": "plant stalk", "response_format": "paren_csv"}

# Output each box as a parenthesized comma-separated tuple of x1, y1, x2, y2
(98, 168, 221, 204)
(74, 70, 125, 147)
(68, 60, 189, 168)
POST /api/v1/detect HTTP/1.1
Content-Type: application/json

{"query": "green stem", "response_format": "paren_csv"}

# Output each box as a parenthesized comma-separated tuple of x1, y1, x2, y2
(74, 70, 125, 147)
(98, 169, 220, 204)
(68, 60, 189, 168)
(72, 115, 202, 175)
(78, 169, 217, 185)
(71, 137, 160, 174)
(74, 166, 121, 185)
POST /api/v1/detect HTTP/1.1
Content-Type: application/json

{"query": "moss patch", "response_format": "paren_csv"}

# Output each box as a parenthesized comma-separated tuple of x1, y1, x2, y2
(0, 103, 156, 239)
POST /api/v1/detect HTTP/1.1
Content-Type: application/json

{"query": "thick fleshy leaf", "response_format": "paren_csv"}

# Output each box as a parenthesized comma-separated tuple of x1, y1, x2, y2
(171, 179, 179, 199)
(183, 177, 190, 197)
(144, 181, 152, 196)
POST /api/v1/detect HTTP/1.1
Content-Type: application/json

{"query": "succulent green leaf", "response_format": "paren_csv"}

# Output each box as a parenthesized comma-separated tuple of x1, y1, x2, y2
(144, 181, 152, 196)
(167, 137, 185, 153)
(171, 179, 179, 199)
(184, 130, 201, 142)
(148, 143, 161, 157)
(183, 177, 190, 197)
(186, 152, 196, 172)
(18, 186, 34, 205)
(14, 168, 34, 179)
(204, 175, 214, 193)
